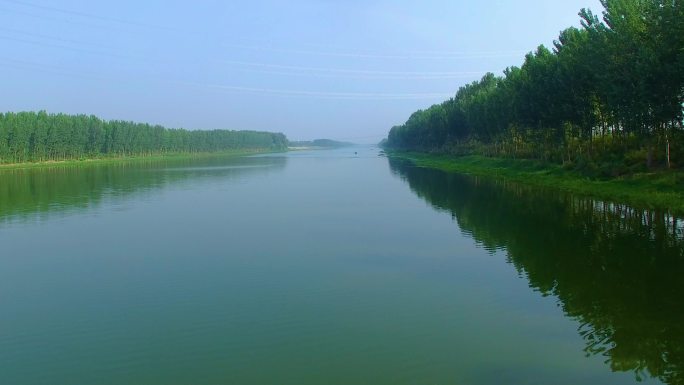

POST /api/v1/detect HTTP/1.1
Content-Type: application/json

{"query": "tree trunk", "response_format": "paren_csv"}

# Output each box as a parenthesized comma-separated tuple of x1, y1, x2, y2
(666, 132, 671, 169)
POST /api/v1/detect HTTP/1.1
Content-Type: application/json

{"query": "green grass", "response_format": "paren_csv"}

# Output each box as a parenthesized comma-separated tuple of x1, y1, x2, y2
(389, 152, 684, 214)
(0, 149, 282, 171)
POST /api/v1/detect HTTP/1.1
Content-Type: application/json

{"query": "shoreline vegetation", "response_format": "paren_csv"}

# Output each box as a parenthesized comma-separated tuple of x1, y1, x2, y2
(0, 111, 289, 166)
(0, 149, 281, 171)
(389, 151, 684, 214)
(383, 0, 684, 203)
(4, 3, 681, 216)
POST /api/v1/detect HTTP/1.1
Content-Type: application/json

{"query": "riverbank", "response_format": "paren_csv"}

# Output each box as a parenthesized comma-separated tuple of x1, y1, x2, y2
(0, 149, 280, 171)
(388, 152, 684, 214)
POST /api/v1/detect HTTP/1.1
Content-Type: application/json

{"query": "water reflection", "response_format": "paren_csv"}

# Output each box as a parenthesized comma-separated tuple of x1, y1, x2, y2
(389, 158, 684, 385)
(0, 155, 287, 225)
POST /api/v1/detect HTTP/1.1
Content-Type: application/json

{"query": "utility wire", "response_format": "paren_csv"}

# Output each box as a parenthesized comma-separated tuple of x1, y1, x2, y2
(200, 84, 454, 100)
(0, 0, 174, 30)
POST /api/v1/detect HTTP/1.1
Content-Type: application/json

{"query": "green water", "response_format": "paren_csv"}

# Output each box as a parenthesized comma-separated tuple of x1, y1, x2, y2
(0, 147, 681, 385)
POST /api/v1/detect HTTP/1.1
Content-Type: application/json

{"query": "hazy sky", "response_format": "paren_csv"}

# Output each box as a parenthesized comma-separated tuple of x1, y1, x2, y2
(0, 0, 603, 142)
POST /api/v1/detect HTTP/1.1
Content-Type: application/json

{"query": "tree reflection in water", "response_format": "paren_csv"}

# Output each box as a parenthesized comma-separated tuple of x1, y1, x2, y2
(389, 158, 684, 385)
(0, 155, 286, 225)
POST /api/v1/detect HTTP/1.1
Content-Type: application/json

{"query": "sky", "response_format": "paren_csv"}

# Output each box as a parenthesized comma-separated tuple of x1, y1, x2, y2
(0, 0, 604, 143)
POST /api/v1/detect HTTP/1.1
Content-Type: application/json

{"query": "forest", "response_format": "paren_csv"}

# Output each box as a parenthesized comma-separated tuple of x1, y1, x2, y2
(0, 111, 289, 164)
(385, 0, 684, 176)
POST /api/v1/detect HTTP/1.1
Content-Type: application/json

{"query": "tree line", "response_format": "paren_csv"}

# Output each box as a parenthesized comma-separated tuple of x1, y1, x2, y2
(386, 0, 684, 176)
(0, 111, 289, 164)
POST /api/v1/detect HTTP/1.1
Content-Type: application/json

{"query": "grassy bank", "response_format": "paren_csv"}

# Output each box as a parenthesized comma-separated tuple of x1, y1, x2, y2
(389, 152, 684, 214)
(0, 149, 281, 171)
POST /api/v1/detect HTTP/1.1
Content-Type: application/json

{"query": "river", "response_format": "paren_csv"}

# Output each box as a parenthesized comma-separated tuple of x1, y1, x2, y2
(1, 146, 681, 385)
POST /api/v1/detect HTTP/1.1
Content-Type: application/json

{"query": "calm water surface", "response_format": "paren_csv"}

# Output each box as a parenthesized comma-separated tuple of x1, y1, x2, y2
(1, 147, 682, 385)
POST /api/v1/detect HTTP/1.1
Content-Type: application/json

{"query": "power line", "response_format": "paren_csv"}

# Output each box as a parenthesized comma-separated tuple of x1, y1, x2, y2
(227, 67, 486, 80)
(0, 0, 174, 31)
(0, 34, 132, 59)
(0, 57, 456, 101)
(199, 84, 454, 100)
(0, 32, 493, 81)
(0, 57, 106, 80)
(0, 26, 119, 49)
(221, 59, 489, 77)
(0, 0, 527, 61)
(221, 42, 527, 60)
(0, 1, 499, 102)
(0, 6, 125, 32)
